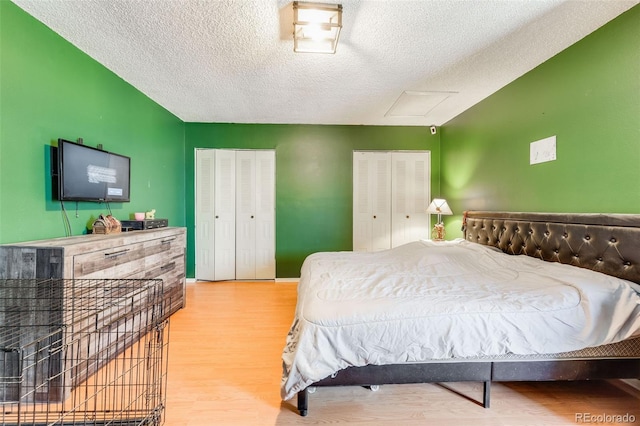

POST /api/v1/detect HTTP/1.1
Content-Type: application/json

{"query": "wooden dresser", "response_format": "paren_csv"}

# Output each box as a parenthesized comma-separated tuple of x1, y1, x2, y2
(0, 227, 186, 318)
(0, 227, 186, 402)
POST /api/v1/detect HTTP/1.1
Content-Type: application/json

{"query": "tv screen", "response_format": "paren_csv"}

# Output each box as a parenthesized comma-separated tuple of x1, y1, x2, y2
(56, 139, 130, 202)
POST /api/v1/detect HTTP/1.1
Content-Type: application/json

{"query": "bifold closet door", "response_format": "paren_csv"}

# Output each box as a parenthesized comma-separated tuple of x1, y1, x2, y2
(391, 152, 430, 247)
(195, 149, 216, 280)
(353, 150, 430, 252)
(196, 149, 275, 281)
(195, 149, 236, 281)
(353, 151, 392, 252)
(235, 150, 276, 280)
(213, 150, 237, 280)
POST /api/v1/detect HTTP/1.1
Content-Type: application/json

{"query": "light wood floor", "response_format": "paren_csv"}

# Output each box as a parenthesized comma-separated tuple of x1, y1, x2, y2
(163, 281, 640, 425)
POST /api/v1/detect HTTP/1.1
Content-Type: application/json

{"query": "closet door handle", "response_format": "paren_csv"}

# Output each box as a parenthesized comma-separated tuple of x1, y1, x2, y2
(373, 215, 377, 219)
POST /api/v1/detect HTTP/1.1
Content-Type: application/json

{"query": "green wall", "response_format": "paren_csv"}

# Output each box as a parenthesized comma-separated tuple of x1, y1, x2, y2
(0, 2, 186, 243)
(441, 5, 640, 239)
(185, 124, 440, 278)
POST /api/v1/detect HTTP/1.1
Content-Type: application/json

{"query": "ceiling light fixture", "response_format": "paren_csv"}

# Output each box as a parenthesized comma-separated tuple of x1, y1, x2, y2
(293, 1, 342, 54)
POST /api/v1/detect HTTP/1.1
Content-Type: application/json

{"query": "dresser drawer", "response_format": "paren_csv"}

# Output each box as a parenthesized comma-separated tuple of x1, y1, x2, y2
(143, 233, 186, 317)
(73, 241, 148, 279)
(72, 232, 185, 281)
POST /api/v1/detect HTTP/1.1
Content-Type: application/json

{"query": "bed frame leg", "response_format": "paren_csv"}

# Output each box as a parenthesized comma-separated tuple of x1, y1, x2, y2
(297, 389, 309, 416)
(483, 381, 491, 408)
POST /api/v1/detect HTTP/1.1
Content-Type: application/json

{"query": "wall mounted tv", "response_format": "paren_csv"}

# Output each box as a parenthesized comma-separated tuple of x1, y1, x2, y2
(55, 139, 131, 202)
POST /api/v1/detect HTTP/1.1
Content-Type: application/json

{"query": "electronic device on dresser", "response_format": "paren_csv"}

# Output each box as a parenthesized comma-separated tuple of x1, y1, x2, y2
(121, 218, 168, 231)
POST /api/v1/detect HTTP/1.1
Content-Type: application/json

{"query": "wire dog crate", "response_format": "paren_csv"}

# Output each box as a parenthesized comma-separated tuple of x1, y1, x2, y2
(0, 278, 170, 425)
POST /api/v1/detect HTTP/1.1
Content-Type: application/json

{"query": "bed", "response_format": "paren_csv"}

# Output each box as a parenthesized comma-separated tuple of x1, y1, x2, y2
(281, 211, 640, 416)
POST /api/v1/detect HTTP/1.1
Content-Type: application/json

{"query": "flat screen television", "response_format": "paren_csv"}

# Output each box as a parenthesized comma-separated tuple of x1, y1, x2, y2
(55, 139, 131, 202)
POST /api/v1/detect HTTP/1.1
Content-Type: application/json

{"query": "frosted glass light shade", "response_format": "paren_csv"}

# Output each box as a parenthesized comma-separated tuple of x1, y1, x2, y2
(293, 2, 342, 53)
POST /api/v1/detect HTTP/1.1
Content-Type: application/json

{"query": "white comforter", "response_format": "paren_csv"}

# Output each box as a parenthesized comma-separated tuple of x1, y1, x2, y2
(281, 239, 640, 400)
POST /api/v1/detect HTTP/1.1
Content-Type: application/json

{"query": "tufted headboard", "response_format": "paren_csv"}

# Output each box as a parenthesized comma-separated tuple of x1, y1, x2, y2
(463, 211, 640, 284)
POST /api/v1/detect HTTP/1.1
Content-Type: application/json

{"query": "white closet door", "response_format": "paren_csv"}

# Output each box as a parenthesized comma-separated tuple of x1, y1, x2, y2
(196, 149, 275, 281)
(254, 150, 276, 279)
(236, 150, 276, 280)
(235, 151, 257, 279)
(213, 150, 236, 280)
(353, 151, 391, 251)
(391, 152, 430, 247)
(195, 149, 216, 280)
(353, 152, 372, 251)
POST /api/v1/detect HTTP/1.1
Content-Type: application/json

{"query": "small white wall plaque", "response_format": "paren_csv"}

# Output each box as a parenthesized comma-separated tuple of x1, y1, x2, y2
(530, 135, 556, 165)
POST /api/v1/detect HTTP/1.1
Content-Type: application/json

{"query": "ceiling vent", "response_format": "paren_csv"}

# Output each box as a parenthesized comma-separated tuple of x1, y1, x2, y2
(385, 91, 457, 117)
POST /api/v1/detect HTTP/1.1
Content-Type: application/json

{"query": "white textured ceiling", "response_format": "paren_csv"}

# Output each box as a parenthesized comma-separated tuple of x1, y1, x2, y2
(12, 0, 639, 126)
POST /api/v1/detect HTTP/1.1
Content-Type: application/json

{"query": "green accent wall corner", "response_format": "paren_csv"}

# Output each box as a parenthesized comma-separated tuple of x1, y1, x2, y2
(0, 2, 186, 244)
(441, 5, 640, 239)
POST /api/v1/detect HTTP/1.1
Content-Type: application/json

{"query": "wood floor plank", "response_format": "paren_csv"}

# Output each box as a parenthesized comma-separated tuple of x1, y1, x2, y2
(163, 281, 640, 425)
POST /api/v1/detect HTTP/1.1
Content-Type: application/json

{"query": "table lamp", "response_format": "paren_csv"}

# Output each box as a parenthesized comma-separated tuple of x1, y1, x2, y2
(426, 198, 453, 241)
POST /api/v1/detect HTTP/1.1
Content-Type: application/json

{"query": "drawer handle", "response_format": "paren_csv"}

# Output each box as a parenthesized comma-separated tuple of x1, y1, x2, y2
(161, 237, 177, 244)
(161, 262, 175, 271)
(104, 249, 130, 258)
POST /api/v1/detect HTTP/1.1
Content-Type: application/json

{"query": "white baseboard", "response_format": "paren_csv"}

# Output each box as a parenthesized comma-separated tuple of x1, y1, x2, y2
(187, 277, 297, 283)
(275, 278, 299, 283)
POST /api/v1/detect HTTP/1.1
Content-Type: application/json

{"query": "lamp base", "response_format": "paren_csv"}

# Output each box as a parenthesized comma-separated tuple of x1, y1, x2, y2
(431, 223, 446, 241)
